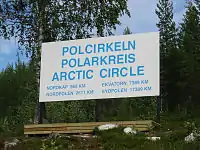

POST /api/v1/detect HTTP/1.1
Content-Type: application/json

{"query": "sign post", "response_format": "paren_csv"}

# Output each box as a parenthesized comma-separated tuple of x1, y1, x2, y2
(39, 32, 160, 110)
(156, 96, 161, 123)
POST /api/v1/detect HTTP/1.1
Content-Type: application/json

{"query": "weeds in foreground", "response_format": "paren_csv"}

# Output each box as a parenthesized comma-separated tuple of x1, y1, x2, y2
(3, 124, 200, 150)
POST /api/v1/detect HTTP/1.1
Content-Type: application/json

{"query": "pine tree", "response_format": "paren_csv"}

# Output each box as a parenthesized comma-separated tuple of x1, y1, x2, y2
(123, 26, 132, 35)
(178, 1, 200, 110)
(155, 0, 177, 111)
(195, 0, 200, 15)
(156, 0, 177, 55)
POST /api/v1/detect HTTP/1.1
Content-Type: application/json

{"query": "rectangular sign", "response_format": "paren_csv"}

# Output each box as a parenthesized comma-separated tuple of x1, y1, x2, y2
(39, 32, 160, 102)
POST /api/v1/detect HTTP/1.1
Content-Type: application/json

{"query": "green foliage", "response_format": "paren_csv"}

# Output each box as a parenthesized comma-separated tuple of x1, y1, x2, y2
(156, 0, 177, 52)
(0, 29, 156, 136)
(3, 122, 200, 149)
(46, 100, 95, 123)
(184, 121, 197, 134)
(0, 0, 130, 52)
(7, 138, 200, 150)
(177, 2, 200, 112)
(0, 0, 131, 125)
(0, 0, 133, 135)
(98, 97, 156, 122)
(155, 0, 200, 113)
(167, 130, 188, 142)
(2, 1, 200, 148)
(156, 0, 178, 112)
(40, 138, 62, 150)
(0, 60, 37, 135)
(123, 26, 132, 35)
(0, 117, 10, 135)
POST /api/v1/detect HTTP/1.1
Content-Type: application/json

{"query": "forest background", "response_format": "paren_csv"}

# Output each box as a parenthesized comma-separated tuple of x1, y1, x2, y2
(0, 0, 200, 137)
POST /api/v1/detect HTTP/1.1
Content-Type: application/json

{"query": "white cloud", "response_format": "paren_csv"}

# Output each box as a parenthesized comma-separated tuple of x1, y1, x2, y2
(0, 38, 18, 55)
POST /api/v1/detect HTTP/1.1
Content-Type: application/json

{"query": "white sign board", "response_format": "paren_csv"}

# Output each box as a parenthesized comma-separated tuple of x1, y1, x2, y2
(39, 32, 160, 102)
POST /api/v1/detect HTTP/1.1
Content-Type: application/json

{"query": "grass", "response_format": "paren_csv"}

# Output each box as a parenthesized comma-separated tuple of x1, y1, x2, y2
(7, 132, 199, 150)
(1, 128, 199, 150)
(2, 116, 200, 149)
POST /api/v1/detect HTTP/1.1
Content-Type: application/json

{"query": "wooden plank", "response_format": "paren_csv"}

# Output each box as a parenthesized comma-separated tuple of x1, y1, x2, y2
(127, 124, 151, 128)
(24, 127, 149, 135)
(24, 120, 153, 129)
(136, 128, 149, 132)
(24, 128, 149, 135)
(24, 124, 150, 131)
(24, 130, 94, 135)
(24, 120, 156, 135)
(152, 120, 161, 126)
(24, 126, 95, 132)
(24, 125, 150, 132)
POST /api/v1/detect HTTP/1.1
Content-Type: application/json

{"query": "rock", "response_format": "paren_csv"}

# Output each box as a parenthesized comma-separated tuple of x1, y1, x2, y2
(49, 132, 61, 139)
(72, 134, 97, 138)
(146, 137, 161, 141)
(98, 124, 118, 131)
(185, 133, 195, 142)
(124, 127, 137, 134)
(4, 138, 19, 149)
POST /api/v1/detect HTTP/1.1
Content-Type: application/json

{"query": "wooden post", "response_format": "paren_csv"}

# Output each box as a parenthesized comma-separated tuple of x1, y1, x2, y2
(156, 96, 161, 123)
(39, 102, 46, 123)
(95, 100, 101, 122)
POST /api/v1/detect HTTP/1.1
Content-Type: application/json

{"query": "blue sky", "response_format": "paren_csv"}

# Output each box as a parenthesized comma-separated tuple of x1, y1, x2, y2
(0, 0, 186, 70)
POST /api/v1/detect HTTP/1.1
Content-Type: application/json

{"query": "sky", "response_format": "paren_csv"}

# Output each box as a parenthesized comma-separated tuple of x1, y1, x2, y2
(0, 0, 186, 70)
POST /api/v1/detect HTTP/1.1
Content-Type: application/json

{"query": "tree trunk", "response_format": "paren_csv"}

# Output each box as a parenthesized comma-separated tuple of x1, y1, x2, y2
(35, 1, 46, 124)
